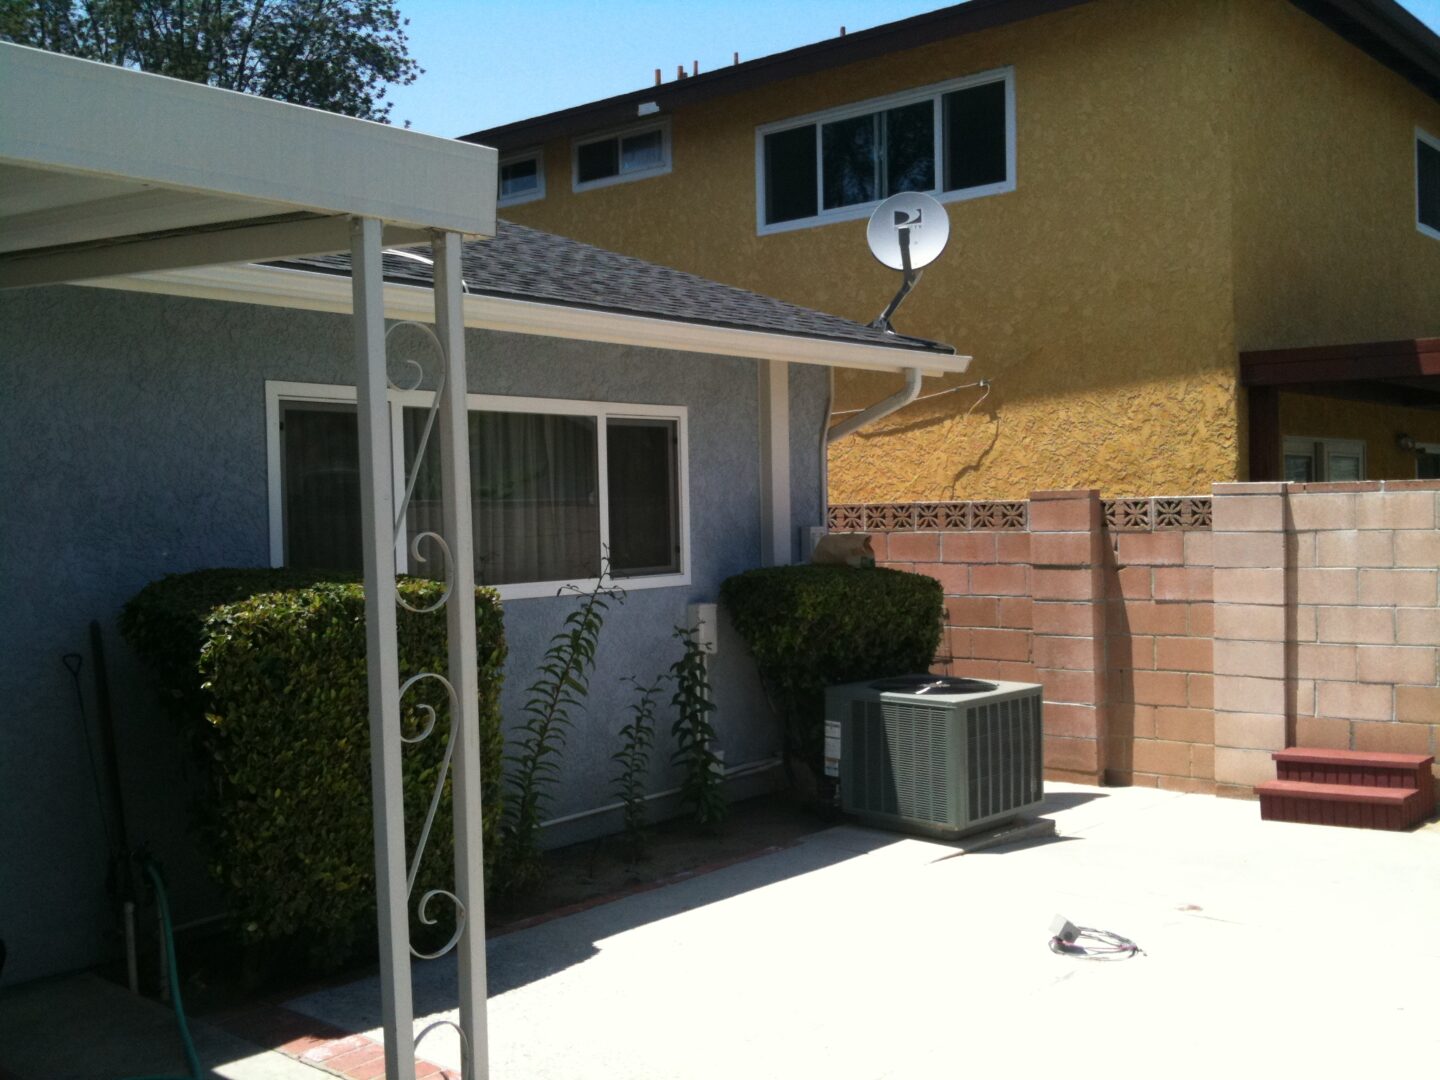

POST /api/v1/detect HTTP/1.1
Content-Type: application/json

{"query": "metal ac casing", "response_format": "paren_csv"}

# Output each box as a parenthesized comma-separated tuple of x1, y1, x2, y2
(828, 678, 1044, 839)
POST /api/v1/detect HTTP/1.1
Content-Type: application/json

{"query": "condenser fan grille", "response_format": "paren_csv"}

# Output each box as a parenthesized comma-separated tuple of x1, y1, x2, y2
(849, 699, 952, 823)
(966, 695, 1043, 822)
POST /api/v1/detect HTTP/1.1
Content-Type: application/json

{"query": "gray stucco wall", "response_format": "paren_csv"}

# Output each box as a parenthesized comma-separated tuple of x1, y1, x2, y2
(0, 284, 829, 985)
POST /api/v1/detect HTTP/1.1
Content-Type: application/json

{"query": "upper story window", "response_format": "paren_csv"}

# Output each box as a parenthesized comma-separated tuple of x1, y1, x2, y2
(499, 149, 545, 207)
(267, 382, 689, 600)
(755, 68, 1015, 235)
(573, 120, 672, 192)
(1418, 128, 1440, 241)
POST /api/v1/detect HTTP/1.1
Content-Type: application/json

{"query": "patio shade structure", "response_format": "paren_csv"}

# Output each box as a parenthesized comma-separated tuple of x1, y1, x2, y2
(0, 41, 498, 1079)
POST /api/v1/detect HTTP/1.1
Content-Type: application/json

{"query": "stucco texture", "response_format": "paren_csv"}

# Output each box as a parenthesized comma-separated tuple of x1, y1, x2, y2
(1228, 0, 1440, 353)
(0, 284, 826, 983)
(501, 0, 1440, 500)
(502, 0, 1243, 500)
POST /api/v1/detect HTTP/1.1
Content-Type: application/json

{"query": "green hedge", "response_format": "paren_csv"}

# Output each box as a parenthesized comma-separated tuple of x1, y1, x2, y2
(720, 565, 942, 779)
(121, 569, 506, 967)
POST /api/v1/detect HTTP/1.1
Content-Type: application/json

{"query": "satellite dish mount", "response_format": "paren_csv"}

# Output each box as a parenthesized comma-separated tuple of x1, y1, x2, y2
(865, 192, 950, 334)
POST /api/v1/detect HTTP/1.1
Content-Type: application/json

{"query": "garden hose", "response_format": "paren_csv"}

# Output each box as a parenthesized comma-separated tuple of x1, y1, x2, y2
(124, 857, 203, 1080)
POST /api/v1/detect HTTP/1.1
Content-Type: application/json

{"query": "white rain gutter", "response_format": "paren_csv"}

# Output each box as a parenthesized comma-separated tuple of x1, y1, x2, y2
(826, 366, 924, 443)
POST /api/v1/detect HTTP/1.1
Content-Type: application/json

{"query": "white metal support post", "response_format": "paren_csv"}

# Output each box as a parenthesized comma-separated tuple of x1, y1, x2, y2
(433, 231, 490, 1077)
(758, 359, 792, 566)
(351, 215, 418, 1080)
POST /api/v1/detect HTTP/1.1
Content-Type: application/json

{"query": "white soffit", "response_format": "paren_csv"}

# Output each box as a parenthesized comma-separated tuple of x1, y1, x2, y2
(81, 263, 973, 377)
(0, 42, 497, 288)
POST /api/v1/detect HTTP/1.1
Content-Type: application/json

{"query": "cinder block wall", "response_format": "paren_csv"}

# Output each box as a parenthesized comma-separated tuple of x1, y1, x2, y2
(837, 479, 1440, 798)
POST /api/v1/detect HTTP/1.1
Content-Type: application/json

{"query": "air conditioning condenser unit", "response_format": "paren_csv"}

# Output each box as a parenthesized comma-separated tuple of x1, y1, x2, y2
(825, 675, 1044, 839)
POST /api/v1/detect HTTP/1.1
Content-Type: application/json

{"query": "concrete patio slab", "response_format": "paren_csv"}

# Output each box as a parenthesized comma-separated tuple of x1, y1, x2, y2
(281, 783, 1440, 1078)
(0, 972, 325, 1079)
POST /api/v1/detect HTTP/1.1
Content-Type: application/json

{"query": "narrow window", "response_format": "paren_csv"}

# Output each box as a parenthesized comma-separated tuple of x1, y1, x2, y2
(280, 402, 362, 572)
(943, 80, 1008, 192)
(607, 418, 680, 577)
(574, 122, 670, 190)
(1418, 129, 1440, 239)
(763, 125, 818, 224)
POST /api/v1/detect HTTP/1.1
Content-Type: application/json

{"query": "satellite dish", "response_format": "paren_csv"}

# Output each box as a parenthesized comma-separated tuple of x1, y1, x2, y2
(866, 192, 950, 272)
(866, 192, 950, 332)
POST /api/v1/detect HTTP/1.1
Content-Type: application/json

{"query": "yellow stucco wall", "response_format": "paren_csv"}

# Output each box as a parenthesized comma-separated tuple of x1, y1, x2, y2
(502, 0, 1438, 500)
(1229, 0, 1440, 353)
(1282, 393, 1440, 481)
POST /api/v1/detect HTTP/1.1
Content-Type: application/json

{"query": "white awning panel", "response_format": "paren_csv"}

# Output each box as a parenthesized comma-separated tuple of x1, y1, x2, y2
(0, 42, 496, 288)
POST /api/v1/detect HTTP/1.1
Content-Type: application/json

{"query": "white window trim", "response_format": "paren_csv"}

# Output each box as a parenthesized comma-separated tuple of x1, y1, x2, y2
(571, 118, 672, 193)
(753, 67, 1016, 237)
(498, 147, 545, 208)
(1417, 127, 1440, 242)
(1283, 435, 1367, 482)
(266, 380, 691, 601)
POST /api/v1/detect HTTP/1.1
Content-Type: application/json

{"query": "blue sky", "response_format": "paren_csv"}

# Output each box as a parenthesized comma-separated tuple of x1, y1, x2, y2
(387, 0, 1440, 137)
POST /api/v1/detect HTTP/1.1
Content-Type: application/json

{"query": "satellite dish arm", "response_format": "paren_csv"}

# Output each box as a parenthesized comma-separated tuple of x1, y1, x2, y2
(870, 228, 922, 334)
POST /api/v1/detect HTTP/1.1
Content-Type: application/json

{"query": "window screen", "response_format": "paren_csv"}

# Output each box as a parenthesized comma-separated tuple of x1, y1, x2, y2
(1419, 135, 1440, 234)
(606, 418, 680, 577)
(943, 80, 1007, 192)
(281, 403, 362, 572)
(764, 125, 818, 224)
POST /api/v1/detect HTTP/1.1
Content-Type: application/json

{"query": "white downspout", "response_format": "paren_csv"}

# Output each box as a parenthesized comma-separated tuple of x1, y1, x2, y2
(826, 366, 923, 444)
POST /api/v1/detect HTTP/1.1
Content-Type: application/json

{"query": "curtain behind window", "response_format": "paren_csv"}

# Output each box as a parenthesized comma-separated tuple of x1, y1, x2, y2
(404, 408, 600, 586)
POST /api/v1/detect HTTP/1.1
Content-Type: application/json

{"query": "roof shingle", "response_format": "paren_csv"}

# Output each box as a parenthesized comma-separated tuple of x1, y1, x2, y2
(277, 220, 953, 356)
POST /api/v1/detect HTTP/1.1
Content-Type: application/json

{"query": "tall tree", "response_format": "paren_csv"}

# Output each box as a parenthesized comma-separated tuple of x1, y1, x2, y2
(0, 0, 421, 123)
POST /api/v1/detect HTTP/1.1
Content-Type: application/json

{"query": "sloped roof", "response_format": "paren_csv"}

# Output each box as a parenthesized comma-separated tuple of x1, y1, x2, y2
(277, 219, 954, 355)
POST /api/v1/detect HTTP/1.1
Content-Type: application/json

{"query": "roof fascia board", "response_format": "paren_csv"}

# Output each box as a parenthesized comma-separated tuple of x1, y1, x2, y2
(0, 42, 497, 236)
(1287, 0, 1440, 101)
(76, 263, 971, 377)
(0, 218, 432, 289)
(461, 0, 1092, 148)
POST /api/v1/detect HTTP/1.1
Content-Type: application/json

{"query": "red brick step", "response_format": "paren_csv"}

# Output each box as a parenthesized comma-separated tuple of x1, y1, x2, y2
(1257, 779, 1423, 831)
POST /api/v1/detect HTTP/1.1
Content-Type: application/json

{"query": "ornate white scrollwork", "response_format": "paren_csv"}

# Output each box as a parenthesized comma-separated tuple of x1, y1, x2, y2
(398, 672, 467, 961)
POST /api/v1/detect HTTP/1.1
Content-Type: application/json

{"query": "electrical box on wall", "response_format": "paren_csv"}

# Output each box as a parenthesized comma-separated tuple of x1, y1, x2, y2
(686, 602, 718, 654)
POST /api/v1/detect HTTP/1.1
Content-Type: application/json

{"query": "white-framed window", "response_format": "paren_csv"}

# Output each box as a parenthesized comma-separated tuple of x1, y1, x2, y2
(1283, 436, 1367, 484)
(754, 67, 1015, 235)
(1417, 127, 1440, 241)
(499, 148, 545, 207)
(266, 381, 691, 601)
(572, 119, 672, 192)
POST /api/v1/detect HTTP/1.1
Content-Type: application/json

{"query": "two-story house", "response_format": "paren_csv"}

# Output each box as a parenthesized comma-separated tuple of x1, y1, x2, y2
(463, 0, 1440, 504)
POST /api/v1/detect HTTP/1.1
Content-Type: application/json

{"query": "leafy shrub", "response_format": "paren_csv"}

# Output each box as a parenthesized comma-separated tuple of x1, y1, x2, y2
(670, 627, 726, 827)
(720, 565, 942, 780)
(121, 569, 506, 967)
(612, 677, 662, 859)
